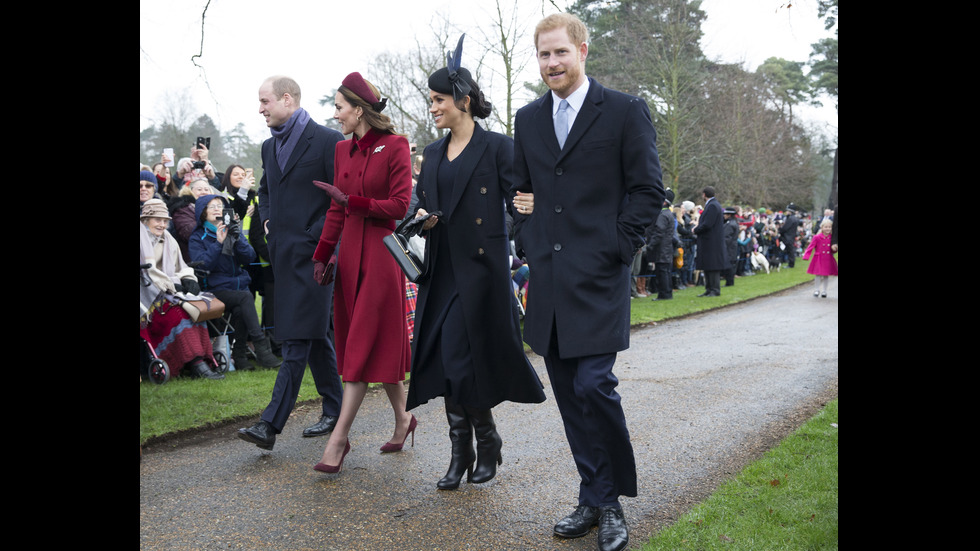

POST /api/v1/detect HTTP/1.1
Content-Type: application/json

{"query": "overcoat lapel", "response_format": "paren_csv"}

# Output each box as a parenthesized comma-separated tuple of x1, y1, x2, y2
(557, 80, 603, 164)
(446, 125, 489, 220)
(530, 79, 606, 164)
(423, 137, 449, 214)
(279, 120, 315, 181)
(532, 94, 562, 159)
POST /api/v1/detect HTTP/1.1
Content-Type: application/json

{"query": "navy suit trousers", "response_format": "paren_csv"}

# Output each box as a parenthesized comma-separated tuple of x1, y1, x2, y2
(260, 282, 342, 432)
(544, 327, 637, 506)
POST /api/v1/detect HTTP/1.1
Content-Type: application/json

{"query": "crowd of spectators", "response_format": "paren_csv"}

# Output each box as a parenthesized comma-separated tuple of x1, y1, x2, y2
(631, 195, 822, 298)
(141, 143, 277, 380)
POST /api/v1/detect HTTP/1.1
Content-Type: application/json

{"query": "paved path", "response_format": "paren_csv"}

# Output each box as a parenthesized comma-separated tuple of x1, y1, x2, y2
(140, 280, 838, 550)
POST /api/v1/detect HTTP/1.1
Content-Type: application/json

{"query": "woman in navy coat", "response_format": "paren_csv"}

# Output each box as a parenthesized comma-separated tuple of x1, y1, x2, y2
(408, 37, 545, 490)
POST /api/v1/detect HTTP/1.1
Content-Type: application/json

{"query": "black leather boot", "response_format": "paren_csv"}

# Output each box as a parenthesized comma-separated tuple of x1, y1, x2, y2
(252, 335, 282, 368)
(467, 407, 502, 484)
(437, 401, 475, 490)
(231, 337, 255, 371)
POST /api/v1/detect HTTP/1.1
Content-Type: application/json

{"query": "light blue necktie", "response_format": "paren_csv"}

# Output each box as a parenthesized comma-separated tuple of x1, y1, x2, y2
(555, 99, 569, 149)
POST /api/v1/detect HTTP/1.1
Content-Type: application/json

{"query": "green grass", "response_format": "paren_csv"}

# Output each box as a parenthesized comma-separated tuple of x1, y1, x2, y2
(642, 400, 838, 550)
(139, 366, 323, 443)
(630, 262, 816, 326)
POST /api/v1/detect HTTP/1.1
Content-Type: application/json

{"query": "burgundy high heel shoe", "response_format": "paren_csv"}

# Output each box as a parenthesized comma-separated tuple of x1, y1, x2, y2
(313, 439, 351, 473)
(380, 414, 417, 453)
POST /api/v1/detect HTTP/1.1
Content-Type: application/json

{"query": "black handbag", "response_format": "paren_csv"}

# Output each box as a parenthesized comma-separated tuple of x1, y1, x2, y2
(383, 211, 441, 283)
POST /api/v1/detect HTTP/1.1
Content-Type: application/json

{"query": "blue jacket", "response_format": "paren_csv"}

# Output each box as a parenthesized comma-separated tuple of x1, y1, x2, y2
(188, 194, 256, 291)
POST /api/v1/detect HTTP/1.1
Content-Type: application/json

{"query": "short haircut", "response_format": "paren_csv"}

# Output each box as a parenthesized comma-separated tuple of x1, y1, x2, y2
(268, 76, 301, 104)
(703, 186, 716, 198)
(534, 12, 589, 51)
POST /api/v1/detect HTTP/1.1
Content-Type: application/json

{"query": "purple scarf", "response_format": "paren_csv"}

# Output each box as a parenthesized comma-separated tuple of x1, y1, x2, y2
(270, 107, 311, 171)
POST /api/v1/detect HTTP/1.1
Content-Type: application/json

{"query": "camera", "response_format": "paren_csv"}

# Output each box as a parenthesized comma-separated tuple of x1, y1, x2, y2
(222, 208, 240, 237)
(192, 137, 211, 170)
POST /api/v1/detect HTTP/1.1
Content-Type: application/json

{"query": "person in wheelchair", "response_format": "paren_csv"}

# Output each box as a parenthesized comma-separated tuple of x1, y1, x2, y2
(140, 199, 223, 380)
(189, 194, 280, 370)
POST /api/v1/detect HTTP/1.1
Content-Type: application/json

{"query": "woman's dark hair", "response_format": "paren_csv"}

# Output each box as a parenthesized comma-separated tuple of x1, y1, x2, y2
(338, 80, 398, 135)
(457, 74, 492, 120)
(428, 66, 492, 120)
(221, 164, 246, 190)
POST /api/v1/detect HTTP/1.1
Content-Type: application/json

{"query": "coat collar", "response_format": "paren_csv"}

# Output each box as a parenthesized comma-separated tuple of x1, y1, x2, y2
(349, 128, 383, 157)
(269, 119, 316, 182)
(531, 77, 604, 163)
(425, 124, 490, 221)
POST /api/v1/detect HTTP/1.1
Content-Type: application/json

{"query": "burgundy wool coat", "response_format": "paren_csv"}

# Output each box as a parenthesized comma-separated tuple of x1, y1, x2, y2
(313, 130, 413, 383)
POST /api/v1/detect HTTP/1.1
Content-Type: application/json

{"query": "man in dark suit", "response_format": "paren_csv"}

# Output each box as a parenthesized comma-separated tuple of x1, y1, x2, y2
(237, 76, 344, 451)
(512, 13, 663, 551)
(780, 205, 801, 268)
(694, 186, 726, 297)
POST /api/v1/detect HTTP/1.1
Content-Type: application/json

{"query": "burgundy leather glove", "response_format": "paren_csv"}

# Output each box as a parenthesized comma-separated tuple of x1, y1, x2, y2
(313, 255, 337, 286)
(313, 180, 348, 207)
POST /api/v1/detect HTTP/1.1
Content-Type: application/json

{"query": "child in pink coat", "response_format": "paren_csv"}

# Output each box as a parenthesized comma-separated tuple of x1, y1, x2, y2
(802, 219, 838, 297)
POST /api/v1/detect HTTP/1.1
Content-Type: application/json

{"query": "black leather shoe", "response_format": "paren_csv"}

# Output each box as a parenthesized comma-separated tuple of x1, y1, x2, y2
(553, 505, 600, 538)
(191, 360, 224, 380)
(597, 506, 629, 551)
(238, 421, 276, 450)
(302, 415, 338, 437)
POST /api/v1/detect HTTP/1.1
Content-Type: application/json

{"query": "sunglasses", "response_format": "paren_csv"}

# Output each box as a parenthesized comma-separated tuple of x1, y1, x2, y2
(140, 183, 155, 190)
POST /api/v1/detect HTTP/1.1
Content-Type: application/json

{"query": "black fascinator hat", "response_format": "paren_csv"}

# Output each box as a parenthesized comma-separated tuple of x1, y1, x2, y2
(428, 34, 492, 119)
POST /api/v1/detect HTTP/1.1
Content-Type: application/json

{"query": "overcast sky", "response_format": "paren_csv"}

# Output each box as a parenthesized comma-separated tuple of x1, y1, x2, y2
(140, 0, 836, 147)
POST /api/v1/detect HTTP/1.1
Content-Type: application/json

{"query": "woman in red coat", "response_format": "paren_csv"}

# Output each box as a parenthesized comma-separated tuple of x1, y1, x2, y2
(311, 72, 414, 473)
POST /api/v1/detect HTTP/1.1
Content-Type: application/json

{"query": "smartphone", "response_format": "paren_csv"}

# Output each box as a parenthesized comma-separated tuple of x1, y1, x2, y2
(222, 208, 235, 227)
(196, 136, 211, 149)
(163, 147, 175, 167)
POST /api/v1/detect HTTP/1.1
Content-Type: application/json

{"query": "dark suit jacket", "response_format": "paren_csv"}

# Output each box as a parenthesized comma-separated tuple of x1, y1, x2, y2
(646, 206, 677, 265)
(693, 198, 727, 271)
(258, 119, 343, 340)
(408, 124, 545, 410)
(513, 78, 664, 359)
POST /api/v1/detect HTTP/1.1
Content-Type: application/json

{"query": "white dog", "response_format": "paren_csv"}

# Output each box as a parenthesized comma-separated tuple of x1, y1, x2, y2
(750, 251, 776, 274)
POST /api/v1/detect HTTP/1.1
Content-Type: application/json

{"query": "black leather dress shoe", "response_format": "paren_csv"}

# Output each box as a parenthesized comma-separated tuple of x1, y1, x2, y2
(553, 505, 600, 538)
(238, 421, 276, 450)
(302, 415, 338, 437)
(597, 506, 629, 551)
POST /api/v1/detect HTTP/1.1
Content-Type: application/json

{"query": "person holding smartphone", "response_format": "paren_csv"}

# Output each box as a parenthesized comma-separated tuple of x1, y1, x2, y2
(188, 194, 281, 370)
(221, 164, 257, 220)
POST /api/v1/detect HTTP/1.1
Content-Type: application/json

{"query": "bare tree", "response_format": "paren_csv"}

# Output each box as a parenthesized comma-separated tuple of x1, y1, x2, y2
(693, 63, 817, 209)
(465, 0, 537, 136)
